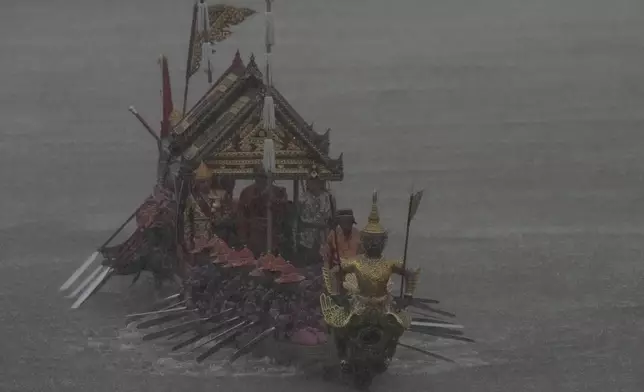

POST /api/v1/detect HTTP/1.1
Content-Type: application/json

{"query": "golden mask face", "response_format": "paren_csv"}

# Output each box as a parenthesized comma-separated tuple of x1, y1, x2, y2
(361, 232, 388, 256)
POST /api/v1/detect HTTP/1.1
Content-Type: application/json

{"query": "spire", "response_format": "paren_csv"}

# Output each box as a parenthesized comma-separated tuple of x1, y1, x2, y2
(361, 190, 386, 235)
(262, 0, 276, 132)
(194, 161, 211, 180)
(231, 49, 244, 68)
(248, 53, 258, 70)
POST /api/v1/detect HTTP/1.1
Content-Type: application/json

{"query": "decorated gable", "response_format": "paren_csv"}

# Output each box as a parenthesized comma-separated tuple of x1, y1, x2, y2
(178, 53, 343, 181)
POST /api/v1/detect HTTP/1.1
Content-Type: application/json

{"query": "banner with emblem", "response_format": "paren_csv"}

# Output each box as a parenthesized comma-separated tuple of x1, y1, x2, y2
(186, 2, 257, 80)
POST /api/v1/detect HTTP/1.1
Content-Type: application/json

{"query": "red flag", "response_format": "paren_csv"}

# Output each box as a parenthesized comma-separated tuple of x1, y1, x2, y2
(159, 55, 174, 139)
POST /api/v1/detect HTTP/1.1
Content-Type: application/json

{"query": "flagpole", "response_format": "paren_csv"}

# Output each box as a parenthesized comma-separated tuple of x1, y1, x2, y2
(399, 192, 414, 298)
(263, 0, 276, 254)
(182, 1, 199, 116)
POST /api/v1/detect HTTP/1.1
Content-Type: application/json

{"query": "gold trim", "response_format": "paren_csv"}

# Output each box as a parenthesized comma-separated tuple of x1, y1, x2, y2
(208, 158, 323, 166)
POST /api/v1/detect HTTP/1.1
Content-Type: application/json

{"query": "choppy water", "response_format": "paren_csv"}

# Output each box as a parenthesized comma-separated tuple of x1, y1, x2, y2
(2, 0, 644, 390)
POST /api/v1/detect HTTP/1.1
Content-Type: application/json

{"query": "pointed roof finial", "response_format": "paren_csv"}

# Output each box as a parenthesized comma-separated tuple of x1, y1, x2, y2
(232, 50, 244, 68)
(248, 53, 257, 68)
(361, 190, 386, 235)
(194, 161, 211, 180)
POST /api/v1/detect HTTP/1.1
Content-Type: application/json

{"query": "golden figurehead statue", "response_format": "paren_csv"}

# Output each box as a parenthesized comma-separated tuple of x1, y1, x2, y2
(320, 190, 421, 332)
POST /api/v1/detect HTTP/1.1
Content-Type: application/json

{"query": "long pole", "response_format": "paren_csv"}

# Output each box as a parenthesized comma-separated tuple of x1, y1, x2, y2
(264, 0, 275, 254)
(99, 209, 139, 251)
(399, 193, 414, 298)
(329, 192, 341, 264)
(128, 106, 161, 147)
(265, 0, 273, 87)
(266, 173, 273, 253)
(182, 1, 199, 116)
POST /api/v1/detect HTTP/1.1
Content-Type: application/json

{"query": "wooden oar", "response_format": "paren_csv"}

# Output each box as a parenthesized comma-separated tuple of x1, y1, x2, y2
(192, 320, 249, 351)
(398, 342, 455, 363)
(66, 265, 104, 299)
(196, 321, 258, 363)
(172, 316, 242, 351)
(60, 208, 138, 292)
(410, 301, 457, 318)
(136, 309, 193, 330)
(228, 326, 276, 364)
(142, 317, 209, 341)
(150, 293, 182, 310)
(59, 252, 100, 292)
(410, 321, 464, 329)
(127, 306, 188, 320)
(71, 267, 113, 309)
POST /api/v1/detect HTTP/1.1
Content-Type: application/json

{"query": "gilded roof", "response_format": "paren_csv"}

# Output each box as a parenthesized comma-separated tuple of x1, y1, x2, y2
(173, 52, 343, 181)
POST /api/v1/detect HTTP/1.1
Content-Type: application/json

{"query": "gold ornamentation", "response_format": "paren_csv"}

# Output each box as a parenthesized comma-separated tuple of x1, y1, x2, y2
(214, 83, 229, 93)
(207, 5, 256, 43)
(362, 191, 386, 235)
(322, 263, 334, 294)
(194, 161, 211, 180)
(342, 273, 359, 292)
(321, 255, 411, 330)
(320, 293, 351, 327)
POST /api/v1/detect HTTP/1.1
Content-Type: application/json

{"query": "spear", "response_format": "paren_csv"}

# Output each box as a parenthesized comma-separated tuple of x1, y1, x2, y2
(399, 187, 424, 299)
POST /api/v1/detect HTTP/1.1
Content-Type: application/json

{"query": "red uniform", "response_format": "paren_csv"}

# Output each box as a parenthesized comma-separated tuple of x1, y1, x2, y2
(236, 183, 288, 256)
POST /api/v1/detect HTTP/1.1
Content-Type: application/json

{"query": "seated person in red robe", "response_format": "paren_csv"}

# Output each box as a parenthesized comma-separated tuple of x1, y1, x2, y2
(236, 165, 288, 257)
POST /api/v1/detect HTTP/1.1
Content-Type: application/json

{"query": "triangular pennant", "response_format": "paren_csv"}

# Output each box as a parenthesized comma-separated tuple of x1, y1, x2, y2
(409, 190, 424, 221)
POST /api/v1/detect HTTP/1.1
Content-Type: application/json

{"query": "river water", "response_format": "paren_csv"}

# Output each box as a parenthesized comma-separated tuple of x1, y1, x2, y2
(1, 0, 644, 391)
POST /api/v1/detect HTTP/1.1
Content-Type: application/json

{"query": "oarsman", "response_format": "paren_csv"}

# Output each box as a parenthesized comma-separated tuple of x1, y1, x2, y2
(326, 209, 363, 262)
(236, 165, 289, 257)
(296, 171, 334, 267)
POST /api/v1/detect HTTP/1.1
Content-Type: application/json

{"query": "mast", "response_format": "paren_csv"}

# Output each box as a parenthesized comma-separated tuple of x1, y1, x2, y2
(263, 0, 276, 254)
(182, 1, 199, 116)
(263, 0, 276, 131)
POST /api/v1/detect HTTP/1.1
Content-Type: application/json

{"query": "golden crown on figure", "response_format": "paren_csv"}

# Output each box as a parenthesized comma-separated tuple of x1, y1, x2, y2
(194, 161, 211, 181)
(361, 190, 386, 235)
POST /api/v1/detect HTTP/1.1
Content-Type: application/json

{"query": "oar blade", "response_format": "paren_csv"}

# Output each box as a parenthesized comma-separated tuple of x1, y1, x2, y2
(66, 265, 104, 299)
(150, 293, 181, 310)
(228, 326, 275, 364)
(398, 342, 455, 363)
(60, 251, 100, 292)
(142, 317, 207, 341)
(191, 320, 248, 351)
(125, 301, 186, 324)
(127, 306, 188, 320)
(410, 301, 457, 318)
(196, 321, 257, 363)
(410, 321, 464, 330)
(71, 267, 113, 309)
(413, 297, 440, 305)
(171, 316, 242, 351)
(136, 310, 192, 329)
(409, 326, 475, 343)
